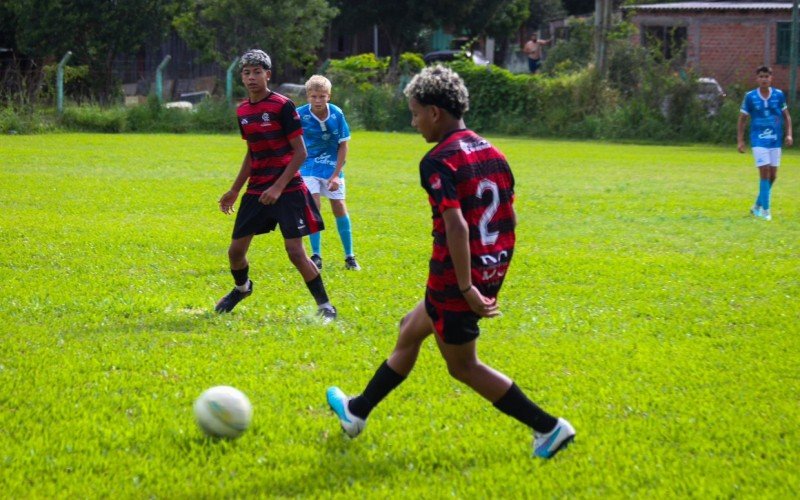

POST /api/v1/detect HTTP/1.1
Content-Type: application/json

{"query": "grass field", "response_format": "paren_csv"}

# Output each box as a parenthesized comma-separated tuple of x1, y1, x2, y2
(1, 132, 798, 498)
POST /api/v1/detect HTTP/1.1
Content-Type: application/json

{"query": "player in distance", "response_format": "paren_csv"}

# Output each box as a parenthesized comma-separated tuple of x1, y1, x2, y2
(298, 75, 360, 271)
(216, 49, 337, 321)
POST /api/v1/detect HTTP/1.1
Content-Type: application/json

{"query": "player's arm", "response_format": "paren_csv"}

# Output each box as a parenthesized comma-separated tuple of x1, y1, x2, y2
(219, 152, 252, 214)
(737, 113, 749, 153)
(783, 108, 793, 147)
(442, 208, 499, 318)
(259, 135, 307, 204)
(328, 140, 348, 191)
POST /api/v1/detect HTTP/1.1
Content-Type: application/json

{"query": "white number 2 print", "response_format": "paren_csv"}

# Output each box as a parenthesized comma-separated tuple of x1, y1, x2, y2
(476, 179, 500, 246)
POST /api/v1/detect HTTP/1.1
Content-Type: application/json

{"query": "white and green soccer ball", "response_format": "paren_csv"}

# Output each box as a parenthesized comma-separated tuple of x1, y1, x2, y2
(193, 386, 252, 439)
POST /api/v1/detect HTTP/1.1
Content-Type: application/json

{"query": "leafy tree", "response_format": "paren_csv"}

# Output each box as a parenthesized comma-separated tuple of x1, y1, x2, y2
(174, 0, 338, 75)
(333, 0, 530, 70)
(526, 0, 566, 33)
(12, 0, 179, 103)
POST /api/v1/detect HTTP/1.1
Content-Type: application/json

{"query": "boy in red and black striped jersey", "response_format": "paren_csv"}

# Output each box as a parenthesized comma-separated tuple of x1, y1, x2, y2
(326, 66, 575, 458)
(216, 49, 337, 321)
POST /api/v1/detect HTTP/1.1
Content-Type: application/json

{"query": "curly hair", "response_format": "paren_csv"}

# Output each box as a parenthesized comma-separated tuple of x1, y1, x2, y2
(240, 49, 272, 70)
(403, 65, 469, 119)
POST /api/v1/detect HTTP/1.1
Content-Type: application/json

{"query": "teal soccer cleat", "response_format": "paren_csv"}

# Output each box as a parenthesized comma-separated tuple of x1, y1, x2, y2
(533, 417, 575, 459)
(326, 386, 365, 438)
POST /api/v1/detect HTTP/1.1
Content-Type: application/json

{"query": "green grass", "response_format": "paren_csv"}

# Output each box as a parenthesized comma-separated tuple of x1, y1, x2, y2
(1, 132, 798, 497)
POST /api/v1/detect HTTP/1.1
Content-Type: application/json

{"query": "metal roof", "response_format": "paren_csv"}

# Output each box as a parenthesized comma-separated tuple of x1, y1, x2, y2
(623, 2, 793, 11)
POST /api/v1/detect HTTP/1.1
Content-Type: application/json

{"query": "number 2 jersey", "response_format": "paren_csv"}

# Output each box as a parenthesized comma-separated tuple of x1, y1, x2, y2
(740, 87, 787, 148)
(420, 129, 516, 312)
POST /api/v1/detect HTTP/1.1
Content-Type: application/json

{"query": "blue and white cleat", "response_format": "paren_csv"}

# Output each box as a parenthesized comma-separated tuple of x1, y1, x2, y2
(750, 205, 762, 217)
(326, 386, 365, 438)
(533, 417, 575, 459)
(761, 209, 772, 221)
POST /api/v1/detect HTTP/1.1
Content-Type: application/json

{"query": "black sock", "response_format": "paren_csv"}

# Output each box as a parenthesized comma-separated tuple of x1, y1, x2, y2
(231, 266, 249, 286)
(348, 360, 406, 419)
(493, 382, 557, 433)
(305, 274, 329, 305)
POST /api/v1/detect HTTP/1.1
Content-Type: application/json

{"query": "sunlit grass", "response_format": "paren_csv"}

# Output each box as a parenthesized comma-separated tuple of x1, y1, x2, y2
(0, 132, 798, 497)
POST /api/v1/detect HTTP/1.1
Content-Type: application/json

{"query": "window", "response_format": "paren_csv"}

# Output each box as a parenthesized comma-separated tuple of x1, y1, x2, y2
(776, 22, 800, 65)
(642, 25, 687, 62)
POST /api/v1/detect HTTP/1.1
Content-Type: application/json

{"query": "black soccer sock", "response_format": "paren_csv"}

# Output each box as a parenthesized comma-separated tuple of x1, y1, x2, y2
(231, 266, 249, 286)
(348, 360, 406, 419)
(305, 274, 330, 306)
(493, 382, 558, 434)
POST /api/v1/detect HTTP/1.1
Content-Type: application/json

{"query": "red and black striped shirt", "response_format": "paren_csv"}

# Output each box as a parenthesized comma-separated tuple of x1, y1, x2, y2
(420, 129, 516, 311)
(237, 92, 304, 195)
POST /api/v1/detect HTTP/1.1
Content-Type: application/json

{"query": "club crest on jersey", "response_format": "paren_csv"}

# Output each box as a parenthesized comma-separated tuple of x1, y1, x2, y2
(261, 112, 270, 124)
(240, 118, 248, 125)
(429, 173, 442, 190)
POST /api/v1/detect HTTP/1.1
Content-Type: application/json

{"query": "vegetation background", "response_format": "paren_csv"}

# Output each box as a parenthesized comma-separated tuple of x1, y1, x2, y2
(1, 132, 798, 497)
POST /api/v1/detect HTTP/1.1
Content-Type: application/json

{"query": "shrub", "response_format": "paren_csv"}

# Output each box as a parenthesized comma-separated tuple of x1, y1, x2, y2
(191, 98, 237, 133)
(327, 53, 389, 89)
(60, 105, 127, 133)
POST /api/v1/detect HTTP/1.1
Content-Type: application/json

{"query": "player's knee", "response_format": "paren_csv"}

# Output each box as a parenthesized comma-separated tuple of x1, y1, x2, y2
(332, 201, 347, 217)
(445, 361, 474, 383)
(227, 245, 246, 263)
(284, 246, 306, 264)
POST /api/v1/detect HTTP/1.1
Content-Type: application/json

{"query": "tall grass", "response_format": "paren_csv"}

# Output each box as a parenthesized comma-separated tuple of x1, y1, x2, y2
(0, 133, 798, 497)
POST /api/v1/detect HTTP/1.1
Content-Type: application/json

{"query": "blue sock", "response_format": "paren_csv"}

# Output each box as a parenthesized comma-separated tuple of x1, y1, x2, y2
(336, 214, 353, 257)
(759, 179, 771, 210)
(309, 232, 321, 256)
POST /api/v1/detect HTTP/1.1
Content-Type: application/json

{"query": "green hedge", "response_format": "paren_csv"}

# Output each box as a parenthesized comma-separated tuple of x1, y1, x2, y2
(0, 51, 772, 145)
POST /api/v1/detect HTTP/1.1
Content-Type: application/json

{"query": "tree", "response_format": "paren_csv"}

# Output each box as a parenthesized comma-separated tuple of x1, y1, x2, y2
(12, 0, 179, 103)
(526, 0, 566, 33)
(174, 0, 338, 75)
(332, 0, 530, 70)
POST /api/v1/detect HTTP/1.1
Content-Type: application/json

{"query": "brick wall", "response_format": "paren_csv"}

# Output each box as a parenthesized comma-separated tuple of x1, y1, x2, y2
(630, 9, 793, 92)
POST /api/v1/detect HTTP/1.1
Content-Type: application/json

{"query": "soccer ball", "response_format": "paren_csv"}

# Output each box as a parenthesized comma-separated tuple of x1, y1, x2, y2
(193, 386, 252, 439)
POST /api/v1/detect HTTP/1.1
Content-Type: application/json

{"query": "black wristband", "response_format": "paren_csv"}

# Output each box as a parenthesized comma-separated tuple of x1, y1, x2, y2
(460, 285, 473, 294)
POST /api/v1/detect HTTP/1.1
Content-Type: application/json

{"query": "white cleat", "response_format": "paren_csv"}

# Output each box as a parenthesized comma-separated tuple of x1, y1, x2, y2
(326, 387, 365, 438)
(533, 417, 576, 459)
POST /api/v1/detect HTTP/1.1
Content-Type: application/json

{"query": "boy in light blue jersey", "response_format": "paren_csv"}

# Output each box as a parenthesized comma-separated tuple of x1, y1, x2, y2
(298, 75, 360, 270)
(737, 66, 793, 221)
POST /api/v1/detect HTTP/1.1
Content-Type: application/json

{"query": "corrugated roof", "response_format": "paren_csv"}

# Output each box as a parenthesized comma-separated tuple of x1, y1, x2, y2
(623, 2, 793, 11)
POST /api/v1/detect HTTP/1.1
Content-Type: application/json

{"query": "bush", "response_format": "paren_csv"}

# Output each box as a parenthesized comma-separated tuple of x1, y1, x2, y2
(192, 98, 237, 133)
(60, 105, 127, 133)
(327, 53, 389, 89)
(0, 106, 28, 134)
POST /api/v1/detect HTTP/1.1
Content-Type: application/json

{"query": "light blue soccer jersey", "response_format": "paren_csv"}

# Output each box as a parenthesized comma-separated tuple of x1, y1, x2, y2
(740, 87, 787, 148)
(298, 103, 351, 179)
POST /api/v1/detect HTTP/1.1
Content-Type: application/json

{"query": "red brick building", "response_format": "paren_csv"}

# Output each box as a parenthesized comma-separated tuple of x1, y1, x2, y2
(624, 2, 797, 92)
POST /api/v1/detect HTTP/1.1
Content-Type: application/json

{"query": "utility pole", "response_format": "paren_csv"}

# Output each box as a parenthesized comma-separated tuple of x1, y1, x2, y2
(790, 0, 798, 107)
(594, 0, 612, 77)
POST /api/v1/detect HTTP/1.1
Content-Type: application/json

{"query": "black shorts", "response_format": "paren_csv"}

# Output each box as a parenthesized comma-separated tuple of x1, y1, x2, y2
(424, 294, 481, 345)
(232, 190, 324, 240)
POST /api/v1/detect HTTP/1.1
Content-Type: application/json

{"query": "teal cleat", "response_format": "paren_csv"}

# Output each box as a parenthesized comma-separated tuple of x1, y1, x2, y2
(326, 386, 365, 438)
(533, 418, 575, 459)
